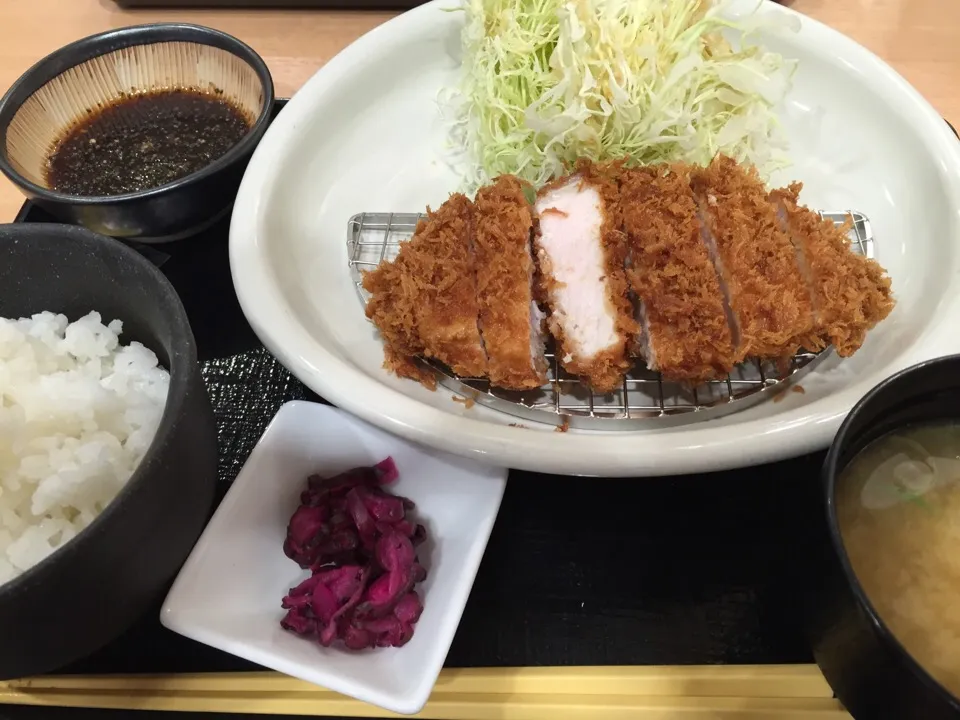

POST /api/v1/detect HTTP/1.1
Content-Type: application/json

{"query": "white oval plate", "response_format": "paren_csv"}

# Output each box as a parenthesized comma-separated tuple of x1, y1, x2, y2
(230, 0, 960, 477)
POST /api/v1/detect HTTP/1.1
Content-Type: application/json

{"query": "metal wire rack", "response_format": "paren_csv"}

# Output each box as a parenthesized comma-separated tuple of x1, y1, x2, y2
(347, 210, 874, 430)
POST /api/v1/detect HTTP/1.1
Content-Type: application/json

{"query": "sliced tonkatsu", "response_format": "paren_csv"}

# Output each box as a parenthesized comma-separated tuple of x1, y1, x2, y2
(362, 155, 897, 395)
(473, 175, 548, 390)
(770, 184, 895, 356)
(361, 193, 487, 386)
(690, 155, 815, 363)
(618, 162, 738, 383)
(533, 162, 636, 391)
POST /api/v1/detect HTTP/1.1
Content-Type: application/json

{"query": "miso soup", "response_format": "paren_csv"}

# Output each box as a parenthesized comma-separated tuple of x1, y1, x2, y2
(837, 422, 960, 699)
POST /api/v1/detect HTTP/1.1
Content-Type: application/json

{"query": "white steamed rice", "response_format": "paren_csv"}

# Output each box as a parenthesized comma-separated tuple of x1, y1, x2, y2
(0, 311, 170, 585)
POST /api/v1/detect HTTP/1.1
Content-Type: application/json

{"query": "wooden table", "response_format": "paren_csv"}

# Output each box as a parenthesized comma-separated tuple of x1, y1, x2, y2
(0, 0, 957, 223)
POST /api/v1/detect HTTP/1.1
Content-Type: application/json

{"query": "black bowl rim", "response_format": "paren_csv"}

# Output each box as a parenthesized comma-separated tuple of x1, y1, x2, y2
(823, 353, 960, 712)
(0, 222, 198, 600)
(0, 22, 275, 205)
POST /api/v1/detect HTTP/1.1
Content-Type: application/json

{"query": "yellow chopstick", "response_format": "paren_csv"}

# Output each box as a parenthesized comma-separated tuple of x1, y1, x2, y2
(0, 665, 849, 718)
(0, 687, 849, 719)
(3, 664, 835, 699)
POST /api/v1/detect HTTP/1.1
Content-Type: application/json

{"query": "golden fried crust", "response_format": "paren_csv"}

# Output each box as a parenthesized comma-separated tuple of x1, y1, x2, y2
(362, 193, 487, 383)
(533, 161, 636, 392)
(383, 345, 438, 390)
(474, 176, 547, 390)
(771, 184, 895, 357)
(410, 195, 488, 377)
(691, 155, 815, 362)
(362, 243, 423, 372)
(618, 163, 738, 383)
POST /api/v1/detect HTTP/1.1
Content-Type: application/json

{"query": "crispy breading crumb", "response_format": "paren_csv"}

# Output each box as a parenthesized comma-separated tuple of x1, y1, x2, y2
(452, 393, 477, 409)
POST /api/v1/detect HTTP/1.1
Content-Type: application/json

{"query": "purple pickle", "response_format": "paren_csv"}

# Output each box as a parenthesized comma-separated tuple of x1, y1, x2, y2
(277, 457, 428, 650)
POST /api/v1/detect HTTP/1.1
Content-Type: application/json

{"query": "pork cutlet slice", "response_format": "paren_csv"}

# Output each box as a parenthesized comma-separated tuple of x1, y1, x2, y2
(691, 155, 815, 363)
(618, 163, 738, 383)
(533, 162, 636, 392)
(770, 183, 895, 356)
(474, 175, 548, 390)
(362, 193, 487, 385)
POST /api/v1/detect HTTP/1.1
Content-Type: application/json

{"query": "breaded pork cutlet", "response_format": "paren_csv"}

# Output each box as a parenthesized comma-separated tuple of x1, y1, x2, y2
(691, 155, 815, 363)
(618, 163, 738, 383)
(474, 176, 548, 390)
(533, 162, 636, 391)
(770, 184, 895, 356)
(362, 193, 487, 386)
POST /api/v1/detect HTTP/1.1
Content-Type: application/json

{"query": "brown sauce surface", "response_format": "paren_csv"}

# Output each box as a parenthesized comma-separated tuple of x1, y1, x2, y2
(46, 89, 252, 197)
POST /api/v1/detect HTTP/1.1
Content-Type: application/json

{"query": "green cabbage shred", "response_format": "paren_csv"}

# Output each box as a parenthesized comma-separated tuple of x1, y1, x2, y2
(443, 0, 801, 192)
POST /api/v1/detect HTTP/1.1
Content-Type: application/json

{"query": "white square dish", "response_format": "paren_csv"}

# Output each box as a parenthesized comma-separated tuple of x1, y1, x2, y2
(160, 400, 507, 715)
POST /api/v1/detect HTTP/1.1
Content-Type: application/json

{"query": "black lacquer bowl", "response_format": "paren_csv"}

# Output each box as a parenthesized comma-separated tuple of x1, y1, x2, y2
(0, 23, 274, 243)
(810, 355, 960, 720)
(0, 224, 218, 678)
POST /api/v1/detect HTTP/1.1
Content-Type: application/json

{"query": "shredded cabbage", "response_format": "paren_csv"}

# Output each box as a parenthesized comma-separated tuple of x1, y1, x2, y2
(442, 0, 801, 192)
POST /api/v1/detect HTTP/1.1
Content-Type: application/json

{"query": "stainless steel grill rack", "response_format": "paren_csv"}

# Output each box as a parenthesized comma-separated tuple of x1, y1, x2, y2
(347, 210, 874, 430)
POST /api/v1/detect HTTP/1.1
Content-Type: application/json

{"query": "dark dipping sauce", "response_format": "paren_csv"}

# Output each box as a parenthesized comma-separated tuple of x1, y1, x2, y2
(45, 89, 253, 197)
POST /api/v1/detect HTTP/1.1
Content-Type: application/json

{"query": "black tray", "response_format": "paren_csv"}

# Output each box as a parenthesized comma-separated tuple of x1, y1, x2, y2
(8, 98, 831, 710)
